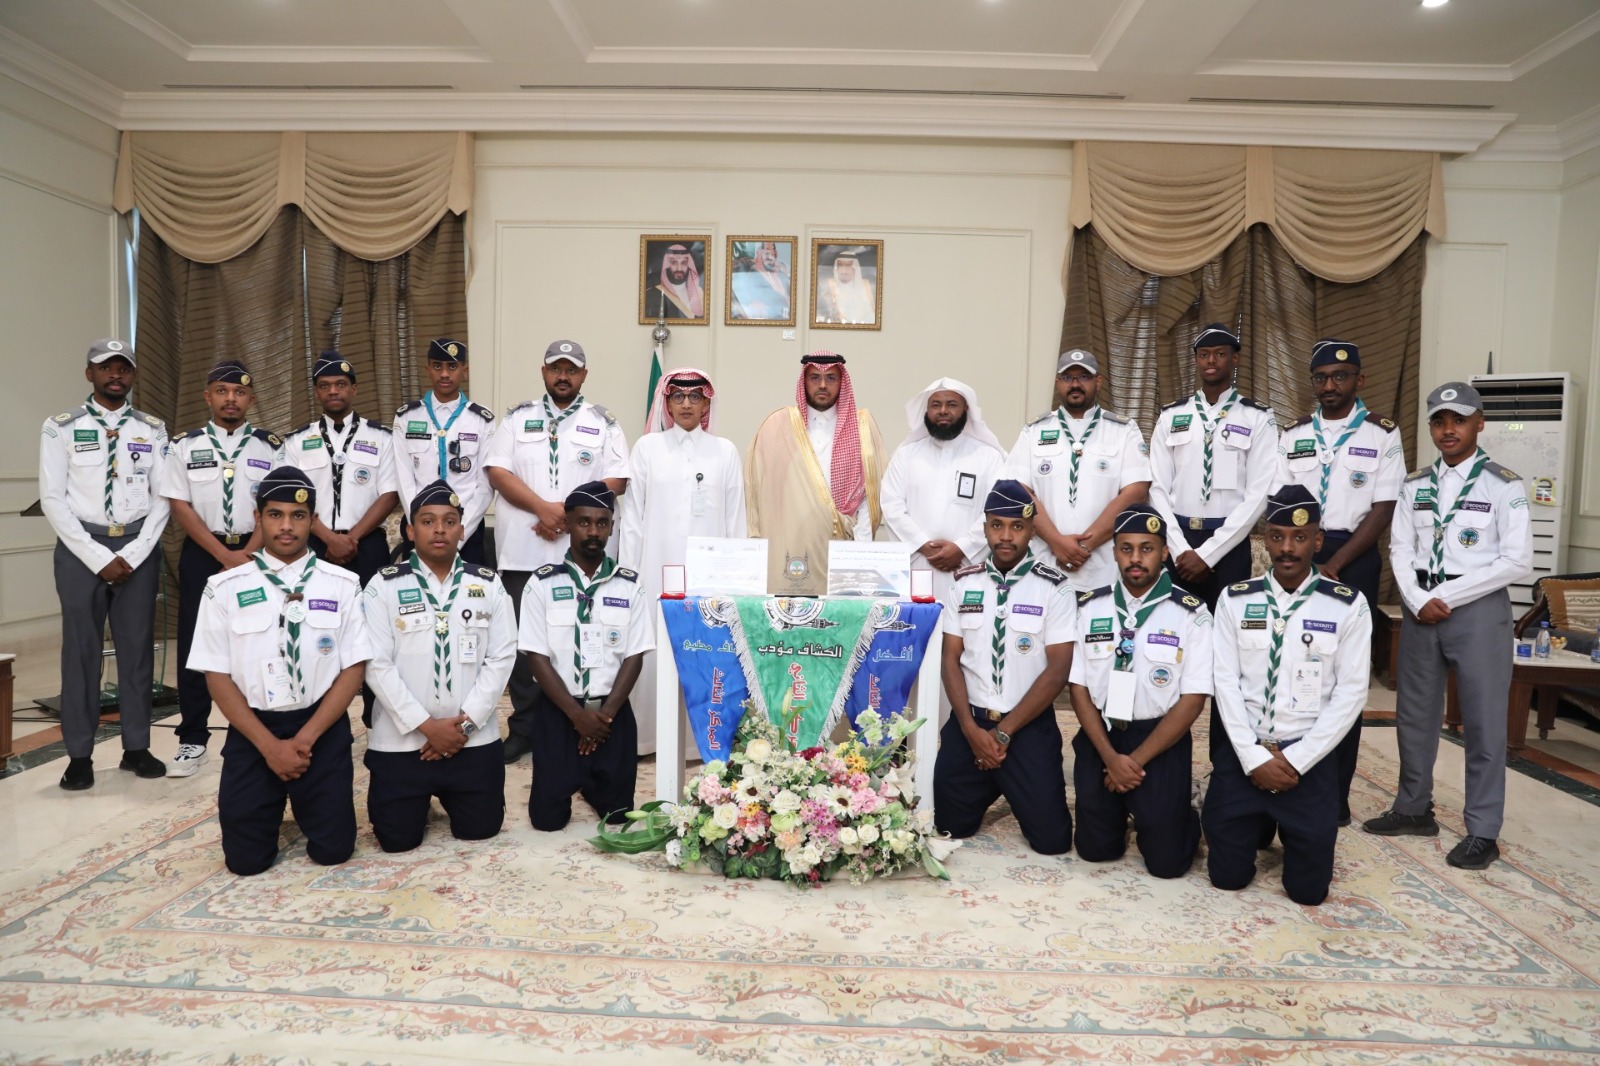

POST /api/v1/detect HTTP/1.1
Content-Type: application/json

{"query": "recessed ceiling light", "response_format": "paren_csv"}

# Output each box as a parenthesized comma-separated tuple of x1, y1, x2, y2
(1421, 0, 1448, 8)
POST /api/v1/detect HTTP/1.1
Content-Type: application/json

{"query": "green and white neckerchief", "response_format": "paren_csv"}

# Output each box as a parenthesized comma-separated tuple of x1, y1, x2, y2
(423, 392, 468, 480)
(319, 415, 359, 524)
(1055, 406, 1101, 506)
(407, 551, 466, 699)
(562, 551, 615, 698)
(1261, 572, 1320, 739)
(207, 421, 254, 534)
(542, 394, 585, 490)
(253, 552, 318, 700)
(83, 397, 130, 521)
(1312, 398, 1369, 511)
(1193, 387, 1238, 502)
(1426, 448, 1490, 584)
(1112, 572, 1173, 672)
(985, 553, 1036, 695)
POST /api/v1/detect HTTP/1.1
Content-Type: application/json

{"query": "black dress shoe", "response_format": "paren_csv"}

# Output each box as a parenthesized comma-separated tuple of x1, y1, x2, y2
(120, 748, 168, 779)
(60, 757, 95, 791)
(1362, 808, 1439, 836)
(502, 733, 532, 764)
(1446, 836, 1500, 870)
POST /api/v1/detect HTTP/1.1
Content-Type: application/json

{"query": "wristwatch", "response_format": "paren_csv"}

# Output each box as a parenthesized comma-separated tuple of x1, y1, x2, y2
(459, 720, 479, 738)
(994, 728, 1012, 747)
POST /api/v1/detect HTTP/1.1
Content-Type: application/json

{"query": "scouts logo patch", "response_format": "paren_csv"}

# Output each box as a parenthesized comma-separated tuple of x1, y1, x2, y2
(316, 635, 336, 656)
(1014, 635, 1036, 654)
(1349, 471, 1368, 487)
(1459, 527, 1481, 547)
(1038, 459, 1053, 476)
(605, 628, 623, 648)
(1149, 665, 1173, 688)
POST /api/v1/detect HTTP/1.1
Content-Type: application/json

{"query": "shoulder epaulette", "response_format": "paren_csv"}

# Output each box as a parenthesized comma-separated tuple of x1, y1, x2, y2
(1078, 584, 1112, 605)
(252, 428, 282, 448)
(1374, 415, 1397, 432)
(1486, 460, 1520, 481)
(1160, 397, 1188, 412)
(1240, 397, 1272, 412)
(365, 418, 390, 433)
(590, 402, 618, 427)
(1032, 562, 1067, 585)
(396, 399, 423, 416)
(1405, 467, 1430, 482)
(1286, 414, 1313, 430)
(1226, 579, 1265, 597)
(613, 566, 639, 582)
(1100, 411, 1130, 425)
(288, 421, 317, 438)
(182, 427, 206, 440)
(954, 564, 984, 579)
(506, 400, 535, 417)
(467, 563, 497, 580)
(1025, 410, 1055, 427)
(1175, 592, 1204, 612)
(380, 563, 412, 580)
(535, 563, 562, 580)
(137, 410, 165, 429)
(469, 401, 494, 422)
(50, 405, 87, 424)
(1316, 581, 1359, 604)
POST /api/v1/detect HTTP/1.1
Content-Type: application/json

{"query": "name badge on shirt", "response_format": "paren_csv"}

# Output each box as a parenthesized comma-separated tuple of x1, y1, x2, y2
(262, 658, 297, 709)
(458, 632, 480, 664)
(1290, 660, 1322, 713)
(957, 472, 977, 499)
(579, 623, 604, 668)
(125, 474, 149, 506)
(1106, 669, 1136, 723)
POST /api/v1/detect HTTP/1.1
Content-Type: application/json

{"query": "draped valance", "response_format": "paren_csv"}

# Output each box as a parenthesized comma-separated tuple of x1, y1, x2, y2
(114, 130, 474, 263)
(1068, 142, 1444, 283)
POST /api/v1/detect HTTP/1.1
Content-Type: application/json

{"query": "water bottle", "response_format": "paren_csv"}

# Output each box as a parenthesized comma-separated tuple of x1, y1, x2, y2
(1535, 621, 1551, 659)
(1590, 624, 1600, 664)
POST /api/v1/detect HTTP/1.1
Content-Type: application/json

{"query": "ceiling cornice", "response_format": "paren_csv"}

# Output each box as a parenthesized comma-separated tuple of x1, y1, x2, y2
(0, 27, 121, 128)
(1466, 102, 1600, 163)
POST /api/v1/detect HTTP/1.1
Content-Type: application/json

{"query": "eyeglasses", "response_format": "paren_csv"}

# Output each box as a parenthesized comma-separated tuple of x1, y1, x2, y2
(1310, 371, 1357, 387)
(667, 389, 708, 404)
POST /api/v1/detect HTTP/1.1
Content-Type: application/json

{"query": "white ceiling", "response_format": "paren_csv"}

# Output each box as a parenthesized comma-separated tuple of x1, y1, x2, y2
(2, 0, 1598, 157)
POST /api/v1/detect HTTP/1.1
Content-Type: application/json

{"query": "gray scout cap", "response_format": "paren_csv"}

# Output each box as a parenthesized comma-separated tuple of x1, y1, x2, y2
(1056, 348, 1099, 376)
(87, 338, 135, 367)
(544, 339, 586, 368)
(1426, 381, 1482, 418)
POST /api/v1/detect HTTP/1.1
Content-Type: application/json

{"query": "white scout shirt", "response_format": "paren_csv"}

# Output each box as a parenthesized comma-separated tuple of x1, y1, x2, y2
(39, 400, 170, 571)
(187, 552, 372, 712)
(805, 404, 873, 540)
(517, 556, 654, 699)
(1276, 405, 1405, 534)
(1212, 573, 1372, 774)
(361, 557, 517, 752)
(1004, 406, 1151, 591)
(159, 422, 285, 538)
(1068, 580, 1213, 722)
(942, 554, 1077, 714)
(1389, 451, 1533, 616)
(484, 396, 630, 572)
(880, 431, 1006, 603)
(280, 414, 398, 531)
(393, 393, 498, 539)
(1149, 390, 1279, 567)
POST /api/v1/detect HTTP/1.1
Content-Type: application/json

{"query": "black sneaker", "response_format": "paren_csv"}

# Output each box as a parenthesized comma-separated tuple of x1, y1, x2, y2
(119, 748, 168, 779)
(502, 732, 532, 764)
(60, 757, 95, 791)
(1362, 808, 1439, 836)
(1447, 836, 1500, 870)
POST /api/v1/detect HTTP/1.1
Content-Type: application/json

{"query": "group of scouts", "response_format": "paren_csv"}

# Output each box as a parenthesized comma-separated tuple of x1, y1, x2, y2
(40, 322, 1530, 900)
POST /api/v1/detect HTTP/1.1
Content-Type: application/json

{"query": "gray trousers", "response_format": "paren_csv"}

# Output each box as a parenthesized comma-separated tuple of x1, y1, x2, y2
(1394, 589, 1511, 838)
(54, 536, 158, 758)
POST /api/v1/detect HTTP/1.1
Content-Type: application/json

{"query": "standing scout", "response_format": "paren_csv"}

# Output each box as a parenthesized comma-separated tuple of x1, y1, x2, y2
(159, 360, 284, 778)
(516, 482, 652, 832)
(40, 339, 170, 789)
(1277, 339, 1405, 825)
(281, 353, 398, 724)
(1363, 382, 1531, 870)
(1148, 324, 1279, 610)
(935, 480, 1076, 856)
(485, 339, 630, 763)
(1204, 485, 1372, 907)
(362, 481, 517, 853)
(187, 468, 371, 876)
(1004, 349, 1151, 593)
(393, 339, 496, 566)
(1068, 505, 1211, 879)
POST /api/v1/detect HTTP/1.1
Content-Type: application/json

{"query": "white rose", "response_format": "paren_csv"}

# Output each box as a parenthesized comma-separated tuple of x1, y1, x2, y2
(713, 803, 740, 829)
(838, 826, 859, 847)
(771, 789, 803, 814)
(857, 823, 880, 845)
(665, 839, 683, 866)
(800, 844, 823, 867)
(744, 738, 773, 765)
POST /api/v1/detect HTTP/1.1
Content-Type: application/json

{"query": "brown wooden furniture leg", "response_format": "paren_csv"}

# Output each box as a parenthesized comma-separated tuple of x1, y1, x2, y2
(1506, 680, 1533, 756)
(0, 656, 13, 772)
(1535, 685, 1560, 741)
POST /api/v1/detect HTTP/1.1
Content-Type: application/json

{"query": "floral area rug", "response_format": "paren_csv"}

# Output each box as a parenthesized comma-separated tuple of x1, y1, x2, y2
(1, 709, 1598, 1065)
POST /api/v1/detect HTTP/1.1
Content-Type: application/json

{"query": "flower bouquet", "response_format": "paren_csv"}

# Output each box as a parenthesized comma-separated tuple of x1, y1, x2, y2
(591, 700, 958, 886)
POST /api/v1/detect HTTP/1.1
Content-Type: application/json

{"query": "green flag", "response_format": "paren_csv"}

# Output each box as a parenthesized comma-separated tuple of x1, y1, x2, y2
(733, 598, 876, 749)
(644, 342, 662, 432)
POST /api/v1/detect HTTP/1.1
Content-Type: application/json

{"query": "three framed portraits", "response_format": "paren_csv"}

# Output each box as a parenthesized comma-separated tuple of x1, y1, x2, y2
(640, 234, 883, 330)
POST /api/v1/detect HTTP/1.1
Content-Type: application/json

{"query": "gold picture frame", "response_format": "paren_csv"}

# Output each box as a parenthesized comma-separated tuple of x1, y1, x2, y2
(724, 235, 797, 327)
(639, 235, 711, 325)
(810, 238, 883, 331)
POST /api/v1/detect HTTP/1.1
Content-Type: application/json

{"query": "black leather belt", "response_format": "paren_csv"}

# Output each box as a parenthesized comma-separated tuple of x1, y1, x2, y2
(83, 518, 144, 537)
(1259, 736, 1302, 754)
(1414, 570, 1462, 591)
(969, 705, 1004, 724)
(1176, 515, 1226, 532)
(210, 531, 245, 546)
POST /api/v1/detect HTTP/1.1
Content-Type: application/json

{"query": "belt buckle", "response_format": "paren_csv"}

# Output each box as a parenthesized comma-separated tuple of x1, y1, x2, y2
(223, 533, 242, 546)
(987, 708, 1004, 723)
(1109, 718, 1129, 731)
(1188, 516, 1204, 531)
(106, 523, 125, 537)
(1261, 740, 1281, 754)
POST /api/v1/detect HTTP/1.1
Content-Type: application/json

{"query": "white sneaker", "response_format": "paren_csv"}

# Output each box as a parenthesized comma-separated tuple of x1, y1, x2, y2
(166, 744, 209, 777)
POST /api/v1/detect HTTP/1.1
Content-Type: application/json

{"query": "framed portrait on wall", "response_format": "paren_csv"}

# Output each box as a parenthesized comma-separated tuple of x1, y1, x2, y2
(639, 235, 711, 325)
(725, 236, 796, 326)
(811, 239, 883, 330)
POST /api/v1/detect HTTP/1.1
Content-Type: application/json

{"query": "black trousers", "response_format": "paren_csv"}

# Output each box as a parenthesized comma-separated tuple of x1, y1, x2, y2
(364, 741, 505, 852)
(527, 693, 638, 831)
(1168, 522, 1253, 612)
(176, 536, 227, 748)
(933, 709, 1071, 855)
(1317, 534, 1381, 822)
(1071, 720, 1199, 878)
(218, 706, 356, 876)
(500, 569, 544, 741)
(1201, 736, 1339, 906)
(54, 534, 158, 758)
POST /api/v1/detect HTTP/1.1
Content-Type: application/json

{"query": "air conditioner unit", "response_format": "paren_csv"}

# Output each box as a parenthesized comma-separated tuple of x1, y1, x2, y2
(1469, 372, 1574, 611)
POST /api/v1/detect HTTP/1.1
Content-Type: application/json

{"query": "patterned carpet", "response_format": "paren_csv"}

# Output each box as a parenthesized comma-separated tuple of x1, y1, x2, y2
(2, 711, 1599, 1065)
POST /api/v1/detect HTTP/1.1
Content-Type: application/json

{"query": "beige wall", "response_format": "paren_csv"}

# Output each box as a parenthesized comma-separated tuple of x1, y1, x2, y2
(0, 75, 124, 643)
(1551, 146, 1600, 572)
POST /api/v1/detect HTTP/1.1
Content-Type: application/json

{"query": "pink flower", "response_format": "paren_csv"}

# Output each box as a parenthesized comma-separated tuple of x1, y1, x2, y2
(697, 777, 727, 805)
(848, 789, 881, 816)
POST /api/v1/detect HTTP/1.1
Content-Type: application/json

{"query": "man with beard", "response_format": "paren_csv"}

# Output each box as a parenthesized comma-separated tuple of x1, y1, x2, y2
(1204, 484, 1371, 906)
(653, 243, 705, 320)
(41, 339, 170, 790)
(1276, 339, 1405, 825)
(1149, 323, 1279, 611)
(935, 480, 1076, 855)
(487, 339, 630, 763)
(160, 360, 285, 779)
(1004, 349, 1151, 594)
(816, 250, 877, 326)
(730, 240, 791, 322)
(517, 482, 652, 831)
(393, 339, 496, 566)
(880, 378, 1006, 605)
(1068, 504, 1211, 879)
(1363, 382, 1531, 871)
(746, 352, 886, 596)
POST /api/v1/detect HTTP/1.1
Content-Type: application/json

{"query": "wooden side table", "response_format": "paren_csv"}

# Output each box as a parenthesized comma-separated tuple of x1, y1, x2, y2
(1444, 645, 1600, 755)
